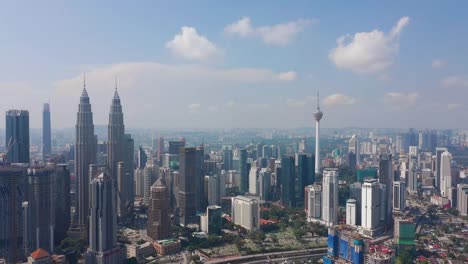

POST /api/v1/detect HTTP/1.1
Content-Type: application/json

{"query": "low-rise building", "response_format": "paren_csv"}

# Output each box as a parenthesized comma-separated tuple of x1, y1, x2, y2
(126, 242, 156, 262)
(153, 239, 181, 256)
(27, 248, 51, 264)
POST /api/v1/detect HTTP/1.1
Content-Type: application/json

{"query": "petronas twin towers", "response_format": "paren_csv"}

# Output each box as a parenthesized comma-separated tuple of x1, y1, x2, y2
(75, 78, 134, 229)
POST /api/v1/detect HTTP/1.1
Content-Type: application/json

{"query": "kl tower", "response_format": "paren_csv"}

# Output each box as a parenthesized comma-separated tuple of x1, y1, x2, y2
(314, 91, 323, 174)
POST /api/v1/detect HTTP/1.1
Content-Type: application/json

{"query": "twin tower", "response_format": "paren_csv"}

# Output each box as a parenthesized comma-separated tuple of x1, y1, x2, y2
(75, 77, 134, 229)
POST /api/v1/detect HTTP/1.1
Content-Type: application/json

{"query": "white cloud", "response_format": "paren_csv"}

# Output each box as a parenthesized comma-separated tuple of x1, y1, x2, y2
(224, 17, 314, 46)
(384, 92, 419, 105)
(441, 75, 468, 88)
(432, 59, 446, 69)
(286, 98, 307, 108)
(329, 17, 410, 74)
(447, 103, 462, 110)
(188, 103, 201, 113)
(276, 71, 297, 81)
(322, 94, 357, 107)
(166, 26, 221, 61)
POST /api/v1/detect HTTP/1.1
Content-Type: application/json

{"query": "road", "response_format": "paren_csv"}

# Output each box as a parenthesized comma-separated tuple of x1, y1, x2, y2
(205, 248, 327, 264)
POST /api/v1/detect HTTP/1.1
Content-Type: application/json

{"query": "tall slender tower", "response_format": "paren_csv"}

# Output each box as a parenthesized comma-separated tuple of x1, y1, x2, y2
(42, 103, 51, 158)
(313, 92, 323, 174)
(75, 77, 96, 227)
(6, 109, 30, 163)
(107, 86, 125, 181)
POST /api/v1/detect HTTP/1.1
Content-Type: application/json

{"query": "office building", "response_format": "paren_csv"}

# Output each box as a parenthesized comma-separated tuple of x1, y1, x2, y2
(350, 182, 362, 225)
(248, 164, 260, 195)
(435, 147, 448, 189)
(305, 184, 322, 221)
(258, 168, 271, 201)
(296, 153, 315, 207)
(281, 155, 296, 208)
(6, 109, 30, 163)
(75, 83, 96, 227)
(178, 147, 204, 226)
(147, 178, 171, 241)
(378, 154, 393, 225)
(313, 93, 323, 174)
(349, 135, 360, 165)
(239, 149, 248, 193)
(231, 196, 260, 231)
(407, 156, 418, 194)
(222, 146, 233, 170)
(206, 175, 220, 206)
(42, 103, 51, 158)
(361, 179, 382, 238)
(168, 140, 185, 155)
(0, 165, 26, 263)
(137, 146, 147, 169)
(457, 184, 468, 216)
(86, 173, 125, 264)
(156, 137, 164, 162)
(200, 205, 222, 235)
(346, 199, 357, 226)
(393, 181, 406, 212)
(394, 216, 416, 249)
(54, 164, 71, 243)
(440, 151, 452, 197)
(322, 168, 338, 226)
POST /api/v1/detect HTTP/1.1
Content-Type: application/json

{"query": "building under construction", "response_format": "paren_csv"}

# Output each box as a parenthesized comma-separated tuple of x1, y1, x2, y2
(323, 225, 367, 264)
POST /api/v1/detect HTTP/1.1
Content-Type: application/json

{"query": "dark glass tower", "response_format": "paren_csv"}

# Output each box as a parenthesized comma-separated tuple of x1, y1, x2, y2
(5, 109, 29, 163)
(179, 147, 204, 226)
(42, 103, 52, 158)
(239, 149, 248, 193)
(281, 155, 296, 208)
(75, 82, 96, 227)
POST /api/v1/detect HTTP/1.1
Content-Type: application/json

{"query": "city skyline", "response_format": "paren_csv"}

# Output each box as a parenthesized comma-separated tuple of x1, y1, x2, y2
(1, 1, 468, 130)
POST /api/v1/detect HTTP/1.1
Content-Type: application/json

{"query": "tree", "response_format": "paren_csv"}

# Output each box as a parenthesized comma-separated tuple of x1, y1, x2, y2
(396, 250, 414, 264)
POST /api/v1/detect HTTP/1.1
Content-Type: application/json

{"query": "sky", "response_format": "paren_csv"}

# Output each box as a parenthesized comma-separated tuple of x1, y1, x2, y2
(0, 1, 468, 129)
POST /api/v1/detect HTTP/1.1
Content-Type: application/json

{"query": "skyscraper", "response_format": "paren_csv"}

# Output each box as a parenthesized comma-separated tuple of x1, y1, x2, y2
(393, 181, 406, 212)
(54, 164, 71, 244)
(239, 149, 248, 193)
(42, 103, 51, 158)
(322, 168, 338, 226)
(281, 155, 296, 208)
(440, 151, 452, 197)
(305, 184, 322, 221)
(137, 146, 147, 169)
(86, 173, 125, 264)
(313, 92, 323, 174)
(297, 153, 315, 207)
(435, 147, 448, 189)
(107, 88, 125, 182)
(361, 179, 382, 237)
(258, 168, 271, 201)
(6, 109, 30, 163)
(147, 178, 171, 241)
(75, 82, 96, 227)
(156, 136, 164, 162)
(348, 135, 360, 166)
(231, 196, 260, 231)
(378, 154, 393, 225)
(179, 147, 203, 226)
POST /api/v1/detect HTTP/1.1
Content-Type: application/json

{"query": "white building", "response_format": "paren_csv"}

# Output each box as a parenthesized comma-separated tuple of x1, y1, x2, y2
(407, 156, 418, 194)
(322, 168, 338, 226)
(457, 184, 468, 216)
(231, 196, 261, 231)
(361, 179, 382, 237)
(305, 184, 322, 221)
(393, 181, 406, 212)
(248, 165, 260, 195)
(346, 199, 357, 226)
(440, 151, 452, 197)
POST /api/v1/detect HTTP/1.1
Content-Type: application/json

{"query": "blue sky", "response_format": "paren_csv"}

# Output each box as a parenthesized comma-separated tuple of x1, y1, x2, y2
(0, 1, 467, 129)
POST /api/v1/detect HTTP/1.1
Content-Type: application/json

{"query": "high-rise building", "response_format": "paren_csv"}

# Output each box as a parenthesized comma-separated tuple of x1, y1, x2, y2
(54, 164, 71, 243)
(248, 164, 260, 195)
(179, 147, 203, 226)
(281, 155, 296, 208)
(42, 103, 52, 159)
(147, 178, 171, 241)
(378, 154, 393, 225)
(322, 168, 338, 226)
(222, 146, 233, 170)
(157, 137, 164, 162)
(435, 147, 448, 189)
(107, 88, 125, 181)
(349, 182, 362, 225)
(407, 156, 418, 194)
(258, 168, 271, 201)
(440, 151, 452, 197)
(137, 146, 147, 170)
(361, 179, 382, 238)
(25, 167, 57, 253)
(75, 83, 96, 227)
(305, 184, 321, 222)
(0, 165, 26, 263)
(349, 135, 360, 166)
(168, 140, 185, 155)
(6, 109, 30, 163)
(313, 93, 323, 174)
(143, 160, 158, 205)
(86, 173, 125, 264)
(296, 153, 315, 207)
(456, 184, 468, 216)
(206, 175, 220, 206)
(206, 205, 222, 235)
(346, 199, 357, 226)
(231, 196, 260, 231)
(239, 149, 248, 193)
(393, 181, 406, 212)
